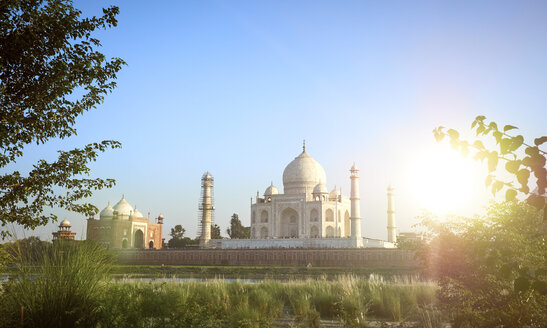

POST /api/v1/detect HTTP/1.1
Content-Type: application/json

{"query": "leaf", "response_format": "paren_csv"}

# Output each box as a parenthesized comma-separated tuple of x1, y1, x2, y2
(433, 130, 445, 142)
(487, 151, 499, 172)
(474, 150, 487, 162)
(475, 115, 486, 121)
(485, 175, 493, 187)
(488, 122, 498, 131)
(510, 135, 524, 152)
(447, 129, 460, 140)
(505, 189, 517, 202)
(476, 125, 485, 136)
(493, 131, 503, 144)
(473, 140, 485, 150)
(525, 146, 539, 156)
(505, 160, 520, 174)
(500, 138, 511, 154)
(534, 136, 547, 146)
(519, 185, 530, 194)
(516, 169, 530, 187)
(492, 181, 504, 196)
(503, 125, 518, 132)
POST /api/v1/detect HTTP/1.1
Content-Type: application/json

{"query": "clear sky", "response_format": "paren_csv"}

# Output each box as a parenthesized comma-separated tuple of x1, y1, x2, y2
(10, 0, 547, 241)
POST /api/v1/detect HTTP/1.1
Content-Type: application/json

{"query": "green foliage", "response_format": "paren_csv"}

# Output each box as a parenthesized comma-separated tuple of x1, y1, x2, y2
(0, 240, 115, 327)
(211, 223, 222, 239)
(416, 202, 546, 327)
(226, 213, 251, 239)
(433, 116, 546, 213)
(0, 0, 125, 236)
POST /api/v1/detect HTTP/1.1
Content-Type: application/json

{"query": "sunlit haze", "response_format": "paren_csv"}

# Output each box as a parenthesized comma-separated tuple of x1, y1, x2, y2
(8, 0, 547, 241)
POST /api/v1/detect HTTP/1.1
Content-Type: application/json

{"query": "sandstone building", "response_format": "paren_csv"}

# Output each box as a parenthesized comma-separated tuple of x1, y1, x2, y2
(86, 196, 163, 249)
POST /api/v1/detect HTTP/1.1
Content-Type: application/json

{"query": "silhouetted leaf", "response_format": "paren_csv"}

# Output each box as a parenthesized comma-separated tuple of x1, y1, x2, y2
(500, 138, 511, 154)
(493, 131, 502, 144)
(517, 169, 530, 187)
(519, 185, 530, 194)
(505, 160, 520, 174)
(525, 146, 539, 156)
(489, 122, 498, 131)
(492, 181, 504, 196)
(505, 189, 517, 202)
(447, 129, 459, 139)
(503, 125, 518, 132)
(473, 140, 485, 150)
(510, 135, 524, 151)
(485, 175, 493, 187)
(534, 136, 547, 146)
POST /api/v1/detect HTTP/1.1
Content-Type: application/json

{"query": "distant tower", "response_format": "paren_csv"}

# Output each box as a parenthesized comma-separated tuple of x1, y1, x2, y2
(199, 172, 215, 248)
(387, 184, 397, 243)
(350, 164, 362, 244)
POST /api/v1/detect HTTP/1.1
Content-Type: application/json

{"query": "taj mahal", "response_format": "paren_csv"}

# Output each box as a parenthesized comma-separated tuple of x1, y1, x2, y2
(205, 142, 397, 249)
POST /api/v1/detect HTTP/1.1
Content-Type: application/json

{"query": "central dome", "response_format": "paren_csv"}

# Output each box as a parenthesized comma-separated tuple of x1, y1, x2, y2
(283, 150, 327, 194)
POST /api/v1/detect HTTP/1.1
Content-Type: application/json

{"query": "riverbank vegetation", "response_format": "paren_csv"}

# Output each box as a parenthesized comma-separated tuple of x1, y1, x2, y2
(0, 240, 437, 327)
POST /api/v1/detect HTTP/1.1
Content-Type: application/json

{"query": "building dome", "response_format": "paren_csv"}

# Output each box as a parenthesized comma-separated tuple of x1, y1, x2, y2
(264, 183, 279, 196)
(112, 195, 133, 217)
(60, 219, 71, 227)
(313, 183, 327, 194)
(99, 203, 114, 219)
(329, 187, 340, 200)
(283, 150, 327, 195)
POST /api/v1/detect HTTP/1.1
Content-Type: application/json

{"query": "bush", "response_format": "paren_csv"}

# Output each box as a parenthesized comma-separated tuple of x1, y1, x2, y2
(0, 240, 114, 328)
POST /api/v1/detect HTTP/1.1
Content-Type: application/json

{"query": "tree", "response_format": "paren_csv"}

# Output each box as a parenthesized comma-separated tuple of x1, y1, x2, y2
(0, 0, 125, 236)
(226, 213, 250, 239)
(417, 202, 546, 327)
(433, 116, 546, 216)
(167, 225, 187, 248)
(211, 223, 221, 239)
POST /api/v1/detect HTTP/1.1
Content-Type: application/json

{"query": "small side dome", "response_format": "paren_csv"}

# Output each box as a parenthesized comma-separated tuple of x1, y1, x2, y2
(99, 203, 114, 219)
(264, 182, 279, 196)
(329, 187, 341, 200)
(313, 183, 327, 194)
(133, 208, 144, 218)
(60, 219, 71, 227)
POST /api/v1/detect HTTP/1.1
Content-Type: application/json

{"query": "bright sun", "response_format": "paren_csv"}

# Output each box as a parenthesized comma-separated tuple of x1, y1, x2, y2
(408, 145, 486, 216)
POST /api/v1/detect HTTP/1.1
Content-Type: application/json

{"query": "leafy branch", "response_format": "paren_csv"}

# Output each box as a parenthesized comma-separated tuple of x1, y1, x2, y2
(433, 116, 546, 213)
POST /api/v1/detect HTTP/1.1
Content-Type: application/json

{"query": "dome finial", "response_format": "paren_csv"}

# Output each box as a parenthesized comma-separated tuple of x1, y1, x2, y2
(303, 139, 306, 152)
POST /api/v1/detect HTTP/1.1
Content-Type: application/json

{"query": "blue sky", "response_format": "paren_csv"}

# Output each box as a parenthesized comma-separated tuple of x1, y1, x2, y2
(12, 0, 547, 240)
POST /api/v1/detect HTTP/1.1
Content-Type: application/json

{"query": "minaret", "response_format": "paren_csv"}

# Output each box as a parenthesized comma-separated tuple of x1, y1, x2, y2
(199, 172, 215, 248)
(387, 184, 397, 243)
(350, 163, 362, 246)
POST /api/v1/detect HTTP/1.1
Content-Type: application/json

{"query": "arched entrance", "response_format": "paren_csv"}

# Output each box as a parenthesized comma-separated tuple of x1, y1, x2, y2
(122, 239, 128, 249)
(280, 208, 299, 238)
(149, 240, 154, 249)
(326, 226, 335, 237)
(260, 226, 268, 238)
(310, 225, 319, 238)
(134, 229, 144, 248)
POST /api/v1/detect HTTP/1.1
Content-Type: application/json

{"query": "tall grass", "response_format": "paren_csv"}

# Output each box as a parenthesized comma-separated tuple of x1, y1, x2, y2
(0, 244, 438, 327)
(0, 240, 114, 328)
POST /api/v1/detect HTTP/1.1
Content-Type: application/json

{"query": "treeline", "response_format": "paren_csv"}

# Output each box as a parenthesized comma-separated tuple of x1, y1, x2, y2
(167, 213, 250, 249)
